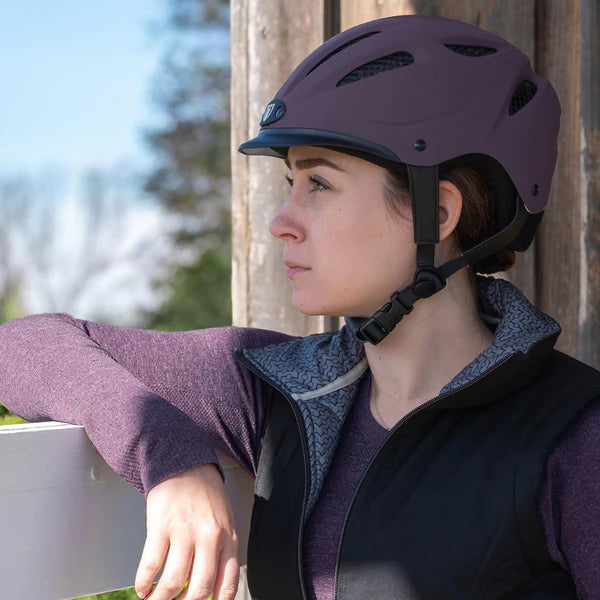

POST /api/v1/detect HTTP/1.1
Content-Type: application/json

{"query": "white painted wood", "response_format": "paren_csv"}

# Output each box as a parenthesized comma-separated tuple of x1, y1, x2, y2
(0, 422, 253, 600)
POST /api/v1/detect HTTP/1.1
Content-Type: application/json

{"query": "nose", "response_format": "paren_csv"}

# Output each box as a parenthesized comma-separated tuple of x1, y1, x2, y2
(269, 193, 306, 242)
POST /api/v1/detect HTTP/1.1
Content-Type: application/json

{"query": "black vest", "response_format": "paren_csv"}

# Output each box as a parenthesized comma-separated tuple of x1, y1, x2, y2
(243, 349, 600, 599)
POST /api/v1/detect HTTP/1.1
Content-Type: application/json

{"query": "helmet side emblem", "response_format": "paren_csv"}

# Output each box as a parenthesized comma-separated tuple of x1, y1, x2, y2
(260, 99, 286, 126)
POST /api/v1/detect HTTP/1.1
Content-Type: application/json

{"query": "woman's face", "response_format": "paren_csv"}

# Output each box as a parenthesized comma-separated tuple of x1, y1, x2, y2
(269, 146, 416, 317)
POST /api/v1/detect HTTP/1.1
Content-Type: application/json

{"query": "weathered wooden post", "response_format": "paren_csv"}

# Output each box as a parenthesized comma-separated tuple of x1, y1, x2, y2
(535, 0, 600, 367)
(231, 1, 339, 335)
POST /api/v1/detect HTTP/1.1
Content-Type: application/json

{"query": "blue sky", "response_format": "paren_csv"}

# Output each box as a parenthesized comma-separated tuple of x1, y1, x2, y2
(0, 1, 185, 323)
(0, 0, 164, 174)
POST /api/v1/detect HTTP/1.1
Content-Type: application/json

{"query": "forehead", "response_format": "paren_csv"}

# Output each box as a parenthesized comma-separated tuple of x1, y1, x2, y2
(286, 146, 386, 180)
(287, 145, 351, 164)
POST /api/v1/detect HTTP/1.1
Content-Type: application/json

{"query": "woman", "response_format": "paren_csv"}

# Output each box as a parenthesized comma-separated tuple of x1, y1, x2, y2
(1, 14, 599, 600)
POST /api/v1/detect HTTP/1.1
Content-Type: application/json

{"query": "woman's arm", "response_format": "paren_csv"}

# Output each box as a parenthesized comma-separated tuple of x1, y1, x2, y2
(0, 312, 293, 600)
(0, 312, 292, 492)
(539, 398, 600, 600)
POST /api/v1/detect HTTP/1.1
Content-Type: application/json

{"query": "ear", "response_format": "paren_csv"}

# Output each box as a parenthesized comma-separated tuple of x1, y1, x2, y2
(438, 179, 462, 242)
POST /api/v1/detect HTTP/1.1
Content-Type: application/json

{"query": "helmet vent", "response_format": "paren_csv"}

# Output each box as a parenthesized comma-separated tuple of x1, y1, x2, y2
(337, 51, 414, 86)
(445, 44, 497, 57)
(509, 80, 538, 115)
(305, 31, 381, 77)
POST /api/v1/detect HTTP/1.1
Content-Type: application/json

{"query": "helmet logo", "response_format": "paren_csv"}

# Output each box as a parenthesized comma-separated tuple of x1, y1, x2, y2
(260, 99, 286, 126)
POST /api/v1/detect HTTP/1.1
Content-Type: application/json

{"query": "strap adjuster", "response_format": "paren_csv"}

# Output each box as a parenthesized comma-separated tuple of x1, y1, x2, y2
(356, 293, 414, 344)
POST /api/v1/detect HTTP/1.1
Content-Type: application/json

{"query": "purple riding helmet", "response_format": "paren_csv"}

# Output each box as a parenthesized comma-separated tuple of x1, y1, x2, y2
(238, 15, 561, 344)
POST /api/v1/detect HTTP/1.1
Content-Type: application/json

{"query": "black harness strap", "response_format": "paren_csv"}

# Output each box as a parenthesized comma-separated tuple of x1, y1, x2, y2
(407, 165, 439, 247)
(350, 195, 529, 345)
(438, 196, 528, 280)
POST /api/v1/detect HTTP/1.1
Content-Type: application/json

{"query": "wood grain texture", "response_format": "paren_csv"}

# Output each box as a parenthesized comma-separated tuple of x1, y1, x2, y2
(535, 0, 583, 360)
(231, 0, 328, 335)
(577, 0, 600, 367)
(340, 0, 417, 27)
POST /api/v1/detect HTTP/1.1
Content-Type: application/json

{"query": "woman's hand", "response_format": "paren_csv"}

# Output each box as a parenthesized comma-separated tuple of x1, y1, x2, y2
(135, 463, 240, 600)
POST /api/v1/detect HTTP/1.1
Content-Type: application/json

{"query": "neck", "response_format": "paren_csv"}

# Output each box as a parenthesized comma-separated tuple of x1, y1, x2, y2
(364, 270, 494, 429)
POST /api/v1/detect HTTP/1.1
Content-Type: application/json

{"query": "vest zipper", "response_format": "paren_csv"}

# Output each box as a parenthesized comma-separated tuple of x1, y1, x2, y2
(236, 353, 311, 600)
(331, 352, 516, 600)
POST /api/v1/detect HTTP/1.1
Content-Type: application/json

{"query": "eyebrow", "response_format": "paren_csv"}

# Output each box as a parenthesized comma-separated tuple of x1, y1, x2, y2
(284, 156, 347, 172)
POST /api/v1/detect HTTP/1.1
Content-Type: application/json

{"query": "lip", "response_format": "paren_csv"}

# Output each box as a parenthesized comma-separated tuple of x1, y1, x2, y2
(284, 259, 310, 278)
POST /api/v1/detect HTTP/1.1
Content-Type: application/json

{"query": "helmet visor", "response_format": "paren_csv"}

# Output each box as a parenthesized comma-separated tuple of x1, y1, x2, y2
(238, 127, 400, 164)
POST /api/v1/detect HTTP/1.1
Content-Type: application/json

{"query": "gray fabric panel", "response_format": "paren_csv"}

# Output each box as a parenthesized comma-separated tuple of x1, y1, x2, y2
(295, 384, 363, 516)
(242, 326, 364, 396)
(241, 327, 365, 517)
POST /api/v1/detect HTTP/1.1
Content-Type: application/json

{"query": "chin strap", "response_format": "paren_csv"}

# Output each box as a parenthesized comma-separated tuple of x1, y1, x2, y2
(347, 165, 529, 345)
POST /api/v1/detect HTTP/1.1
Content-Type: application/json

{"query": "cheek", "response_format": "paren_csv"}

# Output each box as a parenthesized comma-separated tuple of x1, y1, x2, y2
(316, 208, 415, 305)
(335, 208, 413, 269)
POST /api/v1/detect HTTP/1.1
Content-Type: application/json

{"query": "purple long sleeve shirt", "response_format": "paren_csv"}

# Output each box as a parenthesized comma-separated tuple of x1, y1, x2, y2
(0, 313, 597, 599)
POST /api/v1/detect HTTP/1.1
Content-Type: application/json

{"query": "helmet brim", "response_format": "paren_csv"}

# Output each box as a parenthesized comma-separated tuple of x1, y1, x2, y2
(238, 127, 400, 165)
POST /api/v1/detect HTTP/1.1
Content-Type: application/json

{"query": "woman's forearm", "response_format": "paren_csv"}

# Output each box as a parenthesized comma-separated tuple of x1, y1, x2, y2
(0, 313, 290, 493)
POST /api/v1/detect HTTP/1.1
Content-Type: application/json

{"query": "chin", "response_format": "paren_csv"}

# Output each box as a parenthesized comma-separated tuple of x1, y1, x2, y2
(292, 293, 334, 316)
(295, 297, 397, 321)
(294, 303, 334, 316)
(292, 294, 364, 318)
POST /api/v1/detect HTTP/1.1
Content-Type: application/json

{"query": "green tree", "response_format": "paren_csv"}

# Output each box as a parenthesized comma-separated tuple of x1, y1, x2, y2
(141, 0, 231, 332)
(145, 237, 232, 331)
(0, 282, 23, 326)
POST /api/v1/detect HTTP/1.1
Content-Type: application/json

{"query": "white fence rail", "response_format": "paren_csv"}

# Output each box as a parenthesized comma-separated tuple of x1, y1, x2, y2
(0, 422, 253, 600)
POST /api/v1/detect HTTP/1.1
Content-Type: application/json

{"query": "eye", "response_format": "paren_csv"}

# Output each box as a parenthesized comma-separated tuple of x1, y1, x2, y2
(284, 174, 328, 192)
(308, 176, 328, 192)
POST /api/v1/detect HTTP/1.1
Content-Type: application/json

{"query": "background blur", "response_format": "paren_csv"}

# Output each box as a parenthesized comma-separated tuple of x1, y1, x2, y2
(0, 0, 231, 330)
(1, 2, 230, 596)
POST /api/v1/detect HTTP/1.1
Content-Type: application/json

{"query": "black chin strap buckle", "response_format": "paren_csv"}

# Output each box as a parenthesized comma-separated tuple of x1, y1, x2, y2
(354, 266, 446, 345)
(355, 292, 414, 345)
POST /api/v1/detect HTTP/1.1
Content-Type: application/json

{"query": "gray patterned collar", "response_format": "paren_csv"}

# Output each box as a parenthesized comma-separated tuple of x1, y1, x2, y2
(239, 275, 560, 516)
(440, 276, 560, 395)
(241, 276, 560, 402)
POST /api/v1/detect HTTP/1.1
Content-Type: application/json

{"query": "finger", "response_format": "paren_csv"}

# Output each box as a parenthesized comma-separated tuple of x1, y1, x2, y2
(174, 555, 197, 600)
(146, 539, 194, 600)
(135, 532, 169, 599)
(178, 543, 220, 600)
(213, 545, 240, 600)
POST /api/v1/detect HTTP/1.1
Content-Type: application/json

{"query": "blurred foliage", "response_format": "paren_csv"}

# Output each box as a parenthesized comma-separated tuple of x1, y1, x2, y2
(0, 412, 25, 425)
(75, 581, 194, 600)
(145, 237, 232, 332)
(141, 0, 232, 331)
(76, 588, 139, 600)
(0, 282, 22, 326)
(144, 0, 230, 236)
(0, 283, 23, 419)
(0, 188, 28, 328)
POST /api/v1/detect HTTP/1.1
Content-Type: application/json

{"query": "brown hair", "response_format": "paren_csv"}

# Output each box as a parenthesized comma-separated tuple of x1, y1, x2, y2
(383, 166, 516, 277)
